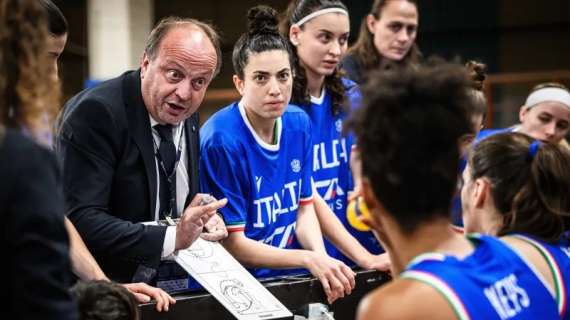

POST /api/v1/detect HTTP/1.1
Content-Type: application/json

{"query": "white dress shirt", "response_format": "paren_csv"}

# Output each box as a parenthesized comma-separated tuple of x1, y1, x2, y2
(149, 115, 189, 259)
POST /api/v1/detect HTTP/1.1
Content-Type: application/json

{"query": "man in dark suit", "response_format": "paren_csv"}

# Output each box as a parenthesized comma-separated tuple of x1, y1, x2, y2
(56, 17, 228, 283)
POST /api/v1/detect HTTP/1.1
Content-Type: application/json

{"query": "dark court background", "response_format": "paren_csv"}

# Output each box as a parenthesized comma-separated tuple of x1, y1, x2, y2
(54, 0, 570, 128)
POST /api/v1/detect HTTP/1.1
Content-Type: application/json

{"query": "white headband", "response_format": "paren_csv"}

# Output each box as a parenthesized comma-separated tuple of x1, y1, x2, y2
(294, 8, 349, 27)
(525, 87, 570, 109)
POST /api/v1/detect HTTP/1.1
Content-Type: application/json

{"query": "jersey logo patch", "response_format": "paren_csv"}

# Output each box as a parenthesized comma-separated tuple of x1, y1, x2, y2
(291, 159, 301, 173)
(335, 119, 343, 133)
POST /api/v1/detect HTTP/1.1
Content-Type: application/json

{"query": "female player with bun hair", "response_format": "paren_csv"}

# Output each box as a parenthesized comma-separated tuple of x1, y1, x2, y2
(200, 5, 354, 303)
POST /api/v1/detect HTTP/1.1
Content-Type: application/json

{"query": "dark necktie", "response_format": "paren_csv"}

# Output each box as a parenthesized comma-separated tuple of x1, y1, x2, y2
(154, 124, 177, 218)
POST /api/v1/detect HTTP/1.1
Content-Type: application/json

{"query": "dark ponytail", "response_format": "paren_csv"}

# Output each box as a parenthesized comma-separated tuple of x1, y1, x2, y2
(232, 5, 293, 79)
(39, 0, 68, 36)
(468, 133, 569, 242)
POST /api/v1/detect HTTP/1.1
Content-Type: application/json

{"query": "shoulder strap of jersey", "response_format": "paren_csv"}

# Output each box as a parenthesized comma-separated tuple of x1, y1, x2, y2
(401, 270, 471, 320)
(508, 234, 566, 317)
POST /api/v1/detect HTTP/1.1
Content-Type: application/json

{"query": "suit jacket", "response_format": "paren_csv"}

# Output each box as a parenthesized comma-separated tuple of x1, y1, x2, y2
(56, 70, 200, 282)
(0, 129, 77, 319)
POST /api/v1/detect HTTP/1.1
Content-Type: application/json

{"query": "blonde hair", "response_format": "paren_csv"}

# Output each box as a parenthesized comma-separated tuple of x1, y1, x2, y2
(0, 0, 60, 142)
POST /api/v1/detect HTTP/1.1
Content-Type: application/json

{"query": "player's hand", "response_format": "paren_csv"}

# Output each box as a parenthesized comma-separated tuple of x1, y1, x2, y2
(122, 282, 176, 312)
(303, 251, 356, 304)
(359, 253, 391, 274)
(347, 186, 361, 202)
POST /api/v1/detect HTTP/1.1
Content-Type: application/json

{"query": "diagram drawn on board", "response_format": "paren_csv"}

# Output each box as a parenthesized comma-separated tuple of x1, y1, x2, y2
(175, 238, 292, 320)
(187, 239, 214, 258)
(180, 240, 225, 273)
(219, 279, 265, 314)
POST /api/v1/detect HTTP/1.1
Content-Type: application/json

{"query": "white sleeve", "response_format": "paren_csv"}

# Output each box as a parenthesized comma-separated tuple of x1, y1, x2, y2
(161, 226, 177, 260)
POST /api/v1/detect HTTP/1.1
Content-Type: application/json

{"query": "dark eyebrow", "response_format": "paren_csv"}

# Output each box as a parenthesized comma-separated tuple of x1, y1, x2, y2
(318, 29, 349, 37)
(252, 68, 291, 75)
(389, 20, 418, 27)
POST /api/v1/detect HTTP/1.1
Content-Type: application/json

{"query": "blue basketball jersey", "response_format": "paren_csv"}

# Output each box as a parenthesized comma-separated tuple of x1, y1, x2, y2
(401, 234, 559, 320)
(200, 101, 314, 279)
(509, 234, 570, 319)
(476, 127, 515, 143)
(297, 78, 382, 266)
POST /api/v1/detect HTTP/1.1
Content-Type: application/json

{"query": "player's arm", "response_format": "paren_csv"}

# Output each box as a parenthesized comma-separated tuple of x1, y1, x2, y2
(65, 217, 108, 281)
(222, 231, 313, 269)
(295, 201, 356, 303)
(349, 145, 362, 201)
(222, 228, 352, 304)
(295, 198, 325, 254)
(65, 218, 176, 312)
(313, 193, 390, 271)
